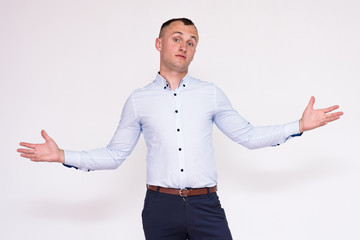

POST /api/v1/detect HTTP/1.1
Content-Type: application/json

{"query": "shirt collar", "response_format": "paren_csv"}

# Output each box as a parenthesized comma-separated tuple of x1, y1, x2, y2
(155, 72, 191, 90)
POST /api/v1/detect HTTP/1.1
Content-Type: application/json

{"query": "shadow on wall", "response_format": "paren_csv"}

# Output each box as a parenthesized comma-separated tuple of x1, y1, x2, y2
(24, 183, 145, 222)
(220, 157, 344, 193)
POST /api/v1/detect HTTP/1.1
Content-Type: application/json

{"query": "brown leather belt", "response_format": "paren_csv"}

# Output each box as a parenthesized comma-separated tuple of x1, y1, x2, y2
(147, 185, 217, 197)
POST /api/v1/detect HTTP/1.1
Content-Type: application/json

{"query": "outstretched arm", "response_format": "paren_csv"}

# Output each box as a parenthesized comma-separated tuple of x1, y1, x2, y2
(17, 130, 64, 163)
(17, 93, 141, 171)
(213, 86, 344, 149)
(299, 96, 343, 132)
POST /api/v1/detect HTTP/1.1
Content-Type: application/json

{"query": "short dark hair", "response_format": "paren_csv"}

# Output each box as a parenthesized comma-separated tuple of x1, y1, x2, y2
(159, 18, 197, 38)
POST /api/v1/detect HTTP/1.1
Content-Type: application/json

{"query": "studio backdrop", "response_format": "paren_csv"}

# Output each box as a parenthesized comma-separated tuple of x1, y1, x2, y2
(1, 0, 359, 239)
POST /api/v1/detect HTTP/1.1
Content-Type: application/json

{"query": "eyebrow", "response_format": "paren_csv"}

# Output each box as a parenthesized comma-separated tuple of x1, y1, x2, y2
(171, 31, 197, 41)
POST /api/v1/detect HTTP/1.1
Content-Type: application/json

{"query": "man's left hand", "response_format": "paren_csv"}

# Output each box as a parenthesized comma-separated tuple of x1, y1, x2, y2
(299, 96, 343, 132)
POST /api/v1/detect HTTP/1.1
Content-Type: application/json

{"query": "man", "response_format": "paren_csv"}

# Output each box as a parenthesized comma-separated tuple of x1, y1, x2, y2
(17, 18, 343, 239)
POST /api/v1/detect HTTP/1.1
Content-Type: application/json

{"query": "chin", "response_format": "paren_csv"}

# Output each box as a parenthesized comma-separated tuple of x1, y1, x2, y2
(171, 63, 189, 72)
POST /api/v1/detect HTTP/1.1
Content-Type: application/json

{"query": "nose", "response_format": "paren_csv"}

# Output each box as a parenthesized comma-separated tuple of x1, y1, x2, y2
(179, 42, 187, 52)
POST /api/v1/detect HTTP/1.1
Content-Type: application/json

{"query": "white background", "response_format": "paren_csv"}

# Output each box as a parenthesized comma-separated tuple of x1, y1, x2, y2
(1, 0, 359, 239)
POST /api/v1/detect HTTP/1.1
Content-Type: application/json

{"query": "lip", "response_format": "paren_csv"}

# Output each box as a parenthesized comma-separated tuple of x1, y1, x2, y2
(175, 54, 186, 59)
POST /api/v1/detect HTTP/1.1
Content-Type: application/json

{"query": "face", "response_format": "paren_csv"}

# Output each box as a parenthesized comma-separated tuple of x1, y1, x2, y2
(156, 21, 199, 74)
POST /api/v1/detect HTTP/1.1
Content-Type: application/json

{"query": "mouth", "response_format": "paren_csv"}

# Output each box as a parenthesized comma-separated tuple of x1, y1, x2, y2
(175, 54, 186, 59)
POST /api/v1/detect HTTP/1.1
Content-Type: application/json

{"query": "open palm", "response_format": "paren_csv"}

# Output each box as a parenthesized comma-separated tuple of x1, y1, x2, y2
(300, 96, 343, 132)
(17, 130, 64, 163)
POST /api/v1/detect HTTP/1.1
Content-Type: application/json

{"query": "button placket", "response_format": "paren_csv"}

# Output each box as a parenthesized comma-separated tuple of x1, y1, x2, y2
(173, 90, 186, 188)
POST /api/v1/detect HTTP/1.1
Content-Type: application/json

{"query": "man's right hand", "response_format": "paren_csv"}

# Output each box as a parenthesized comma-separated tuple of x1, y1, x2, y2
(17, 130, 65, 163)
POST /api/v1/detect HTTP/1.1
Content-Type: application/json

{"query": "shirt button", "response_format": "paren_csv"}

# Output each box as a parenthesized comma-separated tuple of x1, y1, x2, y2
(164, 86, 166, 89)
(183, 84, 186, 87)
(180, 169, 184, 172)
(174, 93, 177, 96)
(177, 129, 180, 132)
(178, 148, 182, 151)
(175, 110, 178, 113)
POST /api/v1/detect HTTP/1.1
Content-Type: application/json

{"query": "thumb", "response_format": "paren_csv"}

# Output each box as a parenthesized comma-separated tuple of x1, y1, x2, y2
(41, 130, 52, 142)
(307, 96, 315, 109)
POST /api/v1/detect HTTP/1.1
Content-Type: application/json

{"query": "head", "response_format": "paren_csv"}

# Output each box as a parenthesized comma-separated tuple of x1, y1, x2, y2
(158, 18, 197, 38)
(156, 18, 199, 74)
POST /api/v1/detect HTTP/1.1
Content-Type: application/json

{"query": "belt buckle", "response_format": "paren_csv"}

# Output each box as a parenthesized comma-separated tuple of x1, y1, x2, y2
(179, 188, 188, 197)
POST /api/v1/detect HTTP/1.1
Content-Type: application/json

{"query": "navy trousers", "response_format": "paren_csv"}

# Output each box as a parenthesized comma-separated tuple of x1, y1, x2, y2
(142, 189, 233, 240)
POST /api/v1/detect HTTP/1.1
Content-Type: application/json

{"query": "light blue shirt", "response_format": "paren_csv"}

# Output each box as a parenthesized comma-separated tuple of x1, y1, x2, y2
(64, 73, 301, 189)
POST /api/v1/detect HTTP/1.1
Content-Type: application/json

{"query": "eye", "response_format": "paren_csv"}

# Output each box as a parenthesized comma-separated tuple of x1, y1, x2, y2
(187, 42, 194, 46)
(173, 38, 180, 42)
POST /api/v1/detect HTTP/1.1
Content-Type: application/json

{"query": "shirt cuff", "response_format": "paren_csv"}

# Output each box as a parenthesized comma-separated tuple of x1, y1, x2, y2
(284, 120, 302, 139)
(63, 150, 82, 169)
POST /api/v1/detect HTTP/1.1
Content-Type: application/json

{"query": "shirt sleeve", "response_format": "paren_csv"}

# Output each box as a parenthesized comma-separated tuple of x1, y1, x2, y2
(213, 86, 301, 150)
(63, 93, 142, 171)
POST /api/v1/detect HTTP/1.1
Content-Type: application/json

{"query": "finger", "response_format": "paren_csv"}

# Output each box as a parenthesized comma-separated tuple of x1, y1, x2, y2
(20, 153, 36, 159)
(41, 130, 52, 142)
(320, 121, 328, 127)
(19, 142, 36, 149)
(326, 115, 341, 123)
(326, 111, 344, 118)
(307, 96, 315, 109)
(20, 154, 43, 162)
(328, 117, 341, 123)
(30, 156, 48, 162)
(17, 148, 35, 154)
(323, 105, 340, 113)
(30, 156, 41, 162)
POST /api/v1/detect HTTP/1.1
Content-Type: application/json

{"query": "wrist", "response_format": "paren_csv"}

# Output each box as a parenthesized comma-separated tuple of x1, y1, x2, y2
(299, 119, 304, 133)
(59, 149, 65, 163)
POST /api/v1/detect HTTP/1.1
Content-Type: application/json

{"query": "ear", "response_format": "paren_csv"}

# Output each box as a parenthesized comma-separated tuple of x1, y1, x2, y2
(155, 38, 162, 52)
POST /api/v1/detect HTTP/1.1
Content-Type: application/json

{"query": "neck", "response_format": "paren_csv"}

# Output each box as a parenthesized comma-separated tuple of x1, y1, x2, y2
(159, 68, 188, 90)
